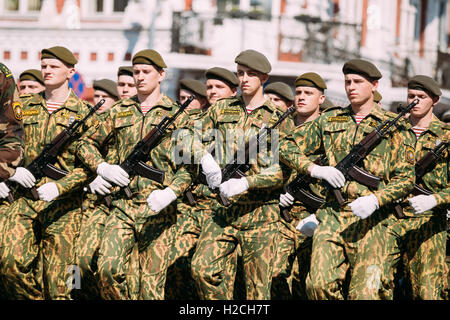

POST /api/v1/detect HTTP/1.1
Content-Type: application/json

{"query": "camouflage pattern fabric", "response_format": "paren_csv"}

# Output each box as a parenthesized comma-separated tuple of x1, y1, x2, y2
(0, 89, 94, 300)
(280, 103, 416, 299)
(0, 63, 25, 181)
(76, 94, 196, 300)
(190, 96, 295, 300)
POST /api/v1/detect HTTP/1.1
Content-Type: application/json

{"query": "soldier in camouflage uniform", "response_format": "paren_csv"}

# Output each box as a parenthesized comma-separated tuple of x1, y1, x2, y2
(116, 66, 137, 100)
(281, 59, 416, 300)
(274, 73, 327, 300)
(0, 47, 95, 299)
(76, 49, 196, 300)
(351, 76, 448, 300)
(190, 50, 295, 300)
(74, 79, 119, 300)
(0, 63, 25, 299)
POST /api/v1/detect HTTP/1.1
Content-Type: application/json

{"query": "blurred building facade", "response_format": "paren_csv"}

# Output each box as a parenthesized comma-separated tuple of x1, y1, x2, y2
(0, 0, 449, 113)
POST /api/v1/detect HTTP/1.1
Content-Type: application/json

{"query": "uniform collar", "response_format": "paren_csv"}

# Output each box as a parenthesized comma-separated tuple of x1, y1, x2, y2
(423, 114, 445, 138)
(341, 102, 385, 122)
(121, 93, 176, 111)
(235, 95, 277, 113)
(31, 89, 80, 112)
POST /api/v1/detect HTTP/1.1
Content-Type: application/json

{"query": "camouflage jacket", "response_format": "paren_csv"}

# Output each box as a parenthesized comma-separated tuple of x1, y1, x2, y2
(281, 103, 416, 208)
(0, 63, 25, 181)
(76, 94, 196, 203)
(280, 120, 326, 220)
(402, 114, 449, 216)
(19, 89, 93, 198)
(200, 96, 295, 204)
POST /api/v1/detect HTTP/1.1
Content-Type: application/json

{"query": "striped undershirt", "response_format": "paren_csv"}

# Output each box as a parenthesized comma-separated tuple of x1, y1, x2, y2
(141, 105, 152, 115)
(246, 106, 256, 114)
(412, 126, 426, 138)
(354, 114, 367, 125)
(46, 101, 64, 114)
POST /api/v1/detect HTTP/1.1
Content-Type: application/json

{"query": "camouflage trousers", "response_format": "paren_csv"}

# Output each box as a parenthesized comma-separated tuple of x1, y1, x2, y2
(191, 202, 279, 300)
(306, 203, 394, 300)
(398, 212, 448, 300)
(97, 196, 177, 300)
(271, 213, 312, 300)
(1, 195, 83, 300)
(0, 200, 12, 300)
(72, 193, 109, 300)
(349, 211, 448, 300)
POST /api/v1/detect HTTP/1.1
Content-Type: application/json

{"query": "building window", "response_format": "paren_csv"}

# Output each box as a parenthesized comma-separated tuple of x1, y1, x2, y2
(96, 0, 103, 12)
(108, 52, 114, 61)
(28, 0, 41, 11)
(113, 0, 128, 12)
(21, 51, 27, 60)
(4, 51, 11, 60)
(4, 0, 19, 10)
(90, 52, 97, 61)
(124, 52, 132, 61)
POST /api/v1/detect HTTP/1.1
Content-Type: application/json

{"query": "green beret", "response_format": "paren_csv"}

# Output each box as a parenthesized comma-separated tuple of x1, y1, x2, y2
(235, 49, 271, 74)
(41, 46, 77, 66)
(264, 82, 294, 102)
(117, 66, 134, 78)
(295, 72, 327, 91)
(93, 79, 119, 100)
(407, 75, 442, 97)
(373, 90, 382, 103)
(205, 67, 239, 88)
(19, 69, 44, 85)
(342, 59, 382, 80)
(132, 49, 167, 68)
(320, 98, 335, 110)
(180, 79, 207, 98)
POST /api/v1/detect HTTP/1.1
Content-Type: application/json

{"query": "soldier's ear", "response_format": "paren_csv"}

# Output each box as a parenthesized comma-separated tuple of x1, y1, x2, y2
(67, 67, 76, 80)
(158, 69, 166, 83)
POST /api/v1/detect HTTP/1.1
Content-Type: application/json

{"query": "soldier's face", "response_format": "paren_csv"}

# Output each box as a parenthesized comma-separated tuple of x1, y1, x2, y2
(206, 79, 236, 105)
(41, 58, 75, 89)
(294, 86, 324, 117)
(237, 65, 268, 96)
(117, 75, 137, 99)
(344, 74, 377, 106)
(94, 90, 117, 114)
(179, 89, 207, 111)
(407, 89, 438, 119)
(266, 93, 291, 112)
(19, 80, 45, 95)
(133, 64, 165, 95)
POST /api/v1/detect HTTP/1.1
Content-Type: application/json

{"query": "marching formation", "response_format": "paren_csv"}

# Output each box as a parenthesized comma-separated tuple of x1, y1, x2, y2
(0, 46, 448, 300)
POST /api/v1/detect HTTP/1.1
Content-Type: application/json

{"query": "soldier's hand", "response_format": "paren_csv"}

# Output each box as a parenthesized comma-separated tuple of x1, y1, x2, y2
(0, 182, 10, 199)
(146, 187, 177, 213)
(8, 167, 36, 189)
(279, 192, 294, 207)
(349, 194, 379, 219)
(296, 214, 319, 237)
(89, 175, 112, 195)
(201, 153, 222, 189)
(310, 165, 345, 188)
(37, 182, 60, 202)
(408, 194, 437, 215)
(219, 177, 249, 199)
(97, 162, 130, 187)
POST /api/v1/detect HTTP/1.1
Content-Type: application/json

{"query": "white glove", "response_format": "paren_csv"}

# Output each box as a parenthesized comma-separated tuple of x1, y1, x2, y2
(89, 175, 112, 195)
(279, 192, 294, 207)
(96, 162, 130, 187)
(37, 182, 60, 202)
(0, 182, 10, 199)
(349, 194, 380, 219)
(219, 177, 249, 199)
(201, 153, 222, 189)
(296, 214, 319, 237)
(8, 167, 36, 188)
(146, 187, 177, 213)
(408, 194, 437, 215)
(310, 165, 345, 188)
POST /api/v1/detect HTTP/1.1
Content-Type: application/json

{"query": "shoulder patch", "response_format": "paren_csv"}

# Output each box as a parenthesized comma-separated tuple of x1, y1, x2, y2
(12, 102, 23, 120)
(0, 64, 12, 78)
(405, 146, 415, 164)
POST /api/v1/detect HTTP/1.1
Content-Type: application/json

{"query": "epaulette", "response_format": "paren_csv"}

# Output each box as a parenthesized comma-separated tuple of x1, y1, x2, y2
(322, 105, 342, 114)
(0, 63, 12, 78)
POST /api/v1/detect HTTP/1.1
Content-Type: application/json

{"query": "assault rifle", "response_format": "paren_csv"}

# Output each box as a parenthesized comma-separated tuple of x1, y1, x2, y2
(394, 140, 448, 218)
(6, 99, 106, 203)
(280, 155, 327, 223)
(103, 95, 194, 207)
(329, 99, 420, 205)
(212, 105, 296, 207)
